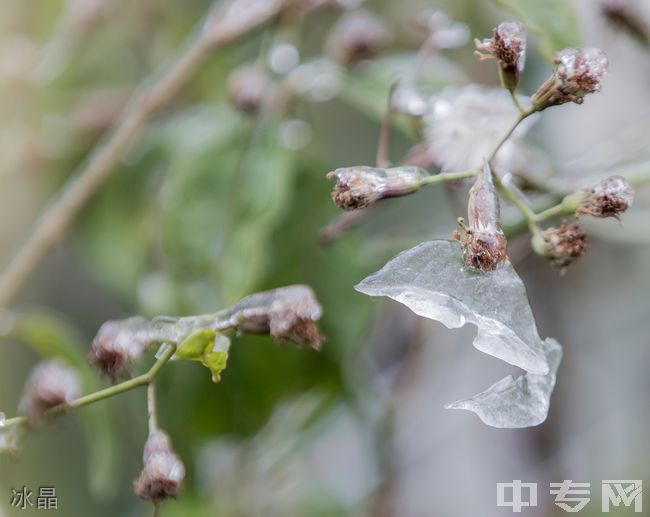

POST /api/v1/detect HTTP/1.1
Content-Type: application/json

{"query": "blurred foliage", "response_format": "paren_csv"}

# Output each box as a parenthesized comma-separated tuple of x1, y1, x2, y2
(3, 0, 649, 516)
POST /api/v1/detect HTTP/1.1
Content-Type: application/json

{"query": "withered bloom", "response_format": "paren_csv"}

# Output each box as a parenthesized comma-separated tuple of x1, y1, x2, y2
(601, 0, 649, 47)
(19, 360, 82, 424)
(222, 285, 326, 349)
(532, 47, 608, 110)
(327, 166, 425, 210)
(533, 222, 588, 271)
(577, 175, 634, 219)
(227, 64, 270, 114)
(475, 21, 526, 91)
(453, 160, 508, 271)
(326, 10, 391, 66)
(134, 429, 185, 503)
(89, 317, 150, 379)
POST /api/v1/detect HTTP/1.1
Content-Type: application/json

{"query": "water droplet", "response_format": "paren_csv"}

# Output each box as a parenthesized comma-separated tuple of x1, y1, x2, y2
(280, 119, 312, 150)
(268, 43, 300, 75)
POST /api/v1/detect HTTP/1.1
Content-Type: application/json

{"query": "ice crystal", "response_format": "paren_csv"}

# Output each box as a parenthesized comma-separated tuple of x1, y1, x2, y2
(355, 240, 562, 428)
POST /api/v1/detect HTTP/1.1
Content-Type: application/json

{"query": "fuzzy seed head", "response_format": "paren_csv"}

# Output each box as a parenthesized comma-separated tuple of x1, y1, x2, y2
(133, 430, 185, 503)
(539, 222, 588, 270)
(19, 360, 82, 424)
(327, 166, 424, 210)
(579, 175, 634, 218)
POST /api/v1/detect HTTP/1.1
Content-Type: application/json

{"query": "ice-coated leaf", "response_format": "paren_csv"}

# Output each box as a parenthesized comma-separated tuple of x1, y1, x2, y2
(445, 338, 562, 427)
(355, 240, 563, 428)
(201, 334, 231, 383)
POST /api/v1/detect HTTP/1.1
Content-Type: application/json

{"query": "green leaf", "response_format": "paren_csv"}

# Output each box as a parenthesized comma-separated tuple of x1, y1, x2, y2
(176, 327, 217, 360)
(200, 334, 230, 383)
(494, 0, 582, 60)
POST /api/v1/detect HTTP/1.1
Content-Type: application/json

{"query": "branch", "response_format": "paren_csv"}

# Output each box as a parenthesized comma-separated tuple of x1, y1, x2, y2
(0, 0, 287, 308)
(2, 344, 176, 429)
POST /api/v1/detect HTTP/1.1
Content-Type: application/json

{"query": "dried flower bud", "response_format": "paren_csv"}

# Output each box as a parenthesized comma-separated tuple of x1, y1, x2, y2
(133, 429, 185, 503)
(532, 222, 588, 271)
(89, 317, 149, 379)
(601, 0, 649, 47)
(227, 64, 270, 114)
(475, 21, 526, 91)
(222, 285, 326, 349)
(327, 166, 425, 210)
(19, 360, 82, 424)
(532, 47, 608, 110)
(577, 175, 634, 219)
(326, 10, 391, 66)
(453, 160, 508, 271)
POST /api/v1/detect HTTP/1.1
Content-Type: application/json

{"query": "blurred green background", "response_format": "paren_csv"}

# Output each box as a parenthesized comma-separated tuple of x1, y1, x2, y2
(0, 0, 649, 515)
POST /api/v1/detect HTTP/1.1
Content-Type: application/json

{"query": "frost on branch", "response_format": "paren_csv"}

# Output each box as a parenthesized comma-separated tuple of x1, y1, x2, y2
(355, 240, 563, 428)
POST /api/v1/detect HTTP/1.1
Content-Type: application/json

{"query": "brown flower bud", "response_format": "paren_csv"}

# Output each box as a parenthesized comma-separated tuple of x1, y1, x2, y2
(532, 222, 588, 271)
(577, 175, 634, 219)
(89, 317, 149, 379)
(19, 360, 82, 424)
(227, 64, 271, 114)
(222, 285, 326, 350)
(326, 10, 391, 66)
(453, 160, 508, 271)
(475, 21, 526, 91)
(532, 47, 608, 110)
(133, 429, 185, 503)
(327, 166, 425, 210)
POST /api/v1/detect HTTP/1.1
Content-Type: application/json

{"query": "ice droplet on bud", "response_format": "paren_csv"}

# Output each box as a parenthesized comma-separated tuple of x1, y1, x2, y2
(0, 412, 5, 428)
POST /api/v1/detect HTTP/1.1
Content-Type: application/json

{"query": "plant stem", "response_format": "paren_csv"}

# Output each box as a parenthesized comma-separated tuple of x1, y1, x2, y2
(420, 169, 477, 185)
(2, 344, 176, 429)
(147, 382, 159, 432)
(0, 0, 285, 308)
(534, 203, 571, 222)
(486, 107, 537, 164)
(509, 89, 524, 113)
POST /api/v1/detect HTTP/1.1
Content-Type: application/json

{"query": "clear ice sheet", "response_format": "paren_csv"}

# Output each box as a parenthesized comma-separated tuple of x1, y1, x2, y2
(355, 240, 563, 428)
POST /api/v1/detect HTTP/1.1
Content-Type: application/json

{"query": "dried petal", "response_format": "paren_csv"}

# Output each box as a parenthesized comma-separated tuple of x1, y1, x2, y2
(475, 21, 526, 90)
(134, 429, 185, 503)
(578, 175, 634, 218)
(89, 317, 150, 379)
(534, 222, 588, 270)
(19, 360, 82, 424)
(532, 47, 608, 110)
(327, 166, 425, 210)
(221, 285, 326, 350)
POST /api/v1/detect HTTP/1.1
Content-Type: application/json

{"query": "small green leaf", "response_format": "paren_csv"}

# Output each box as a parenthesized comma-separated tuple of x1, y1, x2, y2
(176, 328, 217, 360)
(201, 335, 230, 383)
(494, 0, 582, 60)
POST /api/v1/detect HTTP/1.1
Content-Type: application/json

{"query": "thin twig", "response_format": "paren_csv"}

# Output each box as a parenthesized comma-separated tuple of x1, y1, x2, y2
(0, 0, 286, 308)
(2, 344, 176, 429)
(147, 382, 159, 432)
